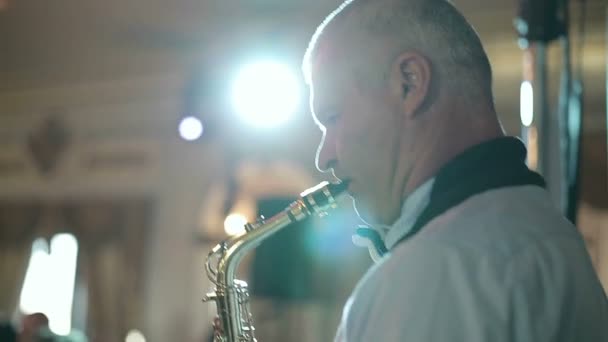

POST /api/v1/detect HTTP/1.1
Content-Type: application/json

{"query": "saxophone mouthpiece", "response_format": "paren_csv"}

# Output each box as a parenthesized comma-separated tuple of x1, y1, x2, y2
(297, 180, 350, 215)
(327, 179, 350, 196)
(300, 180, 350, 198)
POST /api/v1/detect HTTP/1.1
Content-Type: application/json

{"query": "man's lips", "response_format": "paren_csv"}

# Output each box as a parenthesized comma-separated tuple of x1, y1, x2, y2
(337, 178, 354, 195)
(332, 171, 353, 194)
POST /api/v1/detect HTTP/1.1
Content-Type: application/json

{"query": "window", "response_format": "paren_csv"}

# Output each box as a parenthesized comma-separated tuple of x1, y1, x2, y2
(19, 234, 79, 335)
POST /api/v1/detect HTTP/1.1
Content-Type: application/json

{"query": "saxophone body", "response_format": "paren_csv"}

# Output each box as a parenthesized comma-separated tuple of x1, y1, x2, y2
(203, 181, 348, 342)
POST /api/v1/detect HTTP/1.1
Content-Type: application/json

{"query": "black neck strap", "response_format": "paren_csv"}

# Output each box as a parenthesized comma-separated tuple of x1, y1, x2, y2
(388, 137, 546, 252)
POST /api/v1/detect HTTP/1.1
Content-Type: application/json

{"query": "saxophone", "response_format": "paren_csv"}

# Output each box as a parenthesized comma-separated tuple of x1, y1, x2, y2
(203, 180, 349, 342)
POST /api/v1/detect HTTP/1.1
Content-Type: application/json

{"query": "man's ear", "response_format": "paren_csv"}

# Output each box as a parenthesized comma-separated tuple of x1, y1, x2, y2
(389, 51, 432, 118)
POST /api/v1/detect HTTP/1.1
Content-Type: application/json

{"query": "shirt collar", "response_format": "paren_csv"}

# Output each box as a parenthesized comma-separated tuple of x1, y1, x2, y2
(352, 177, 435, 261)
(383, 177, 435, 249)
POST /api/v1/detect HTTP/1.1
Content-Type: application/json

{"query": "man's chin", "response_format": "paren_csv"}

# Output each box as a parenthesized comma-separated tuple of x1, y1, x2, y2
(351, 199, 378, 226)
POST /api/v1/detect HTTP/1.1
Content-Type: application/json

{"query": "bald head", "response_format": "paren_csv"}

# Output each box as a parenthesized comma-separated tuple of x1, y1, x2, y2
(303, 0, 494, 102)
(303, 0, 503, 225)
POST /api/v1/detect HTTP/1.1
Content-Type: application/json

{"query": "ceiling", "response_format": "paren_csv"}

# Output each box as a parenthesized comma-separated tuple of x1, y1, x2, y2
(0, 0, 606, 132)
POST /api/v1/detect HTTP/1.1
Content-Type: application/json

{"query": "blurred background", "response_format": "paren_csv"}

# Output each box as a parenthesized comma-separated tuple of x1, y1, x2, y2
(0, 0, 606, 341)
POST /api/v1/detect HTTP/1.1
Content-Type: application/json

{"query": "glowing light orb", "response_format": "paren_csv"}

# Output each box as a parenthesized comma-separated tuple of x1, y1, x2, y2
(231, 61, 300, 127)
(224, 213, 248, 236)
(125, 329, 146, 342)
(179, 116, 203, 141)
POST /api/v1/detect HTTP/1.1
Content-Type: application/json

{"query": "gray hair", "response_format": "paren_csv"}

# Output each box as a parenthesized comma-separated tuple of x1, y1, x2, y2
(302, 0, 493, 99)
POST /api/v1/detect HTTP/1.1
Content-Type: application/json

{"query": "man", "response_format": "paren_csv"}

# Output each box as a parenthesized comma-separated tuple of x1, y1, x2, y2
(302, 0, 608, 341)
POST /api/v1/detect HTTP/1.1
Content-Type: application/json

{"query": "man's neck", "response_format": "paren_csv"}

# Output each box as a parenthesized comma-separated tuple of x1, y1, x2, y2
(402, 107, 504, 200)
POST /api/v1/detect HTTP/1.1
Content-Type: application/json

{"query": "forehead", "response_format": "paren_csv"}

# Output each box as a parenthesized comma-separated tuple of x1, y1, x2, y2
(309, 41, 352, 108)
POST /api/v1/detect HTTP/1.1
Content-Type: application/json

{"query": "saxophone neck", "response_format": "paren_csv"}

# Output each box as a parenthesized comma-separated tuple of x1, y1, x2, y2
(204, 181, 349, 341)
(218, 180, 349, 283)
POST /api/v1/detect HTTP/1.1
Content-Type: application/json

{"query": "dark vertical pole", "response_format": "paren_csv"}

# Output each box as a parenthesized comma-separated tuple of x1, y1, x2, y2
(515, 0, 570, 215)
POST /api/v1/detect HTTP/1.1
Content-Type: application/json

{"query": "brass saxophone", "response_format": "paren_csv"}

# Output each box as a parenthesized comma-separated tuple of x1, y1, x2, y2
(203, 181, 349, 342)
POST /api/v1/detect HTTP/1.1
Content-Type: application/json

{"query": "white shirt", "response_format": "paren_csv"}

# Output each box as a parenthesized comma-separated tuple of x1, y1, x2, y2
(336, 185, 608, 342)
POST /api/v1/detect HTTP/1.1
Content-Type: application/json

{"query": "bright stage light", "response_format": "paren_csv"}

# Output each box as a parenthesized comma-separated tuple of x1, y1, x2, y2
(179, 116, 203, 141)
(224, 213, 248, 236)
(231, 61, 300, 128)
(520, 81, 534, 127)
(125, 329, 146, 342)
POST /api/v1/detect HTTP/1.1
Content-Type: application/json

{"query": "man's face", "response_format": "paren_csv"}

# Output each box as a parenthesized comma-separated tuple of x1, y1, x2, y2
(309, 53, 406, 225)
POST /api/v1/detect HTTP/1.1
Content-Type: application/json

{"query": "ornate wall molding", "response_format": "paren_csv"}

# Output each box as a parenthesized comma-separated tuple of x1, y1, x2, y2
(27, 113, 70, 175)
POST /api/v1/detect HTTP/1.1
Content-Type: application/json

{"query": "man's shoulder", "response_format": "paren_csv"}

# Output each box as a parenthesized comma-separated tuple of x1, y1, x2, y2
(349, 216, 597, 320)
(411, 185, 583, 258)
(341, 186, 607, 341)
(363, 185, 589, 292)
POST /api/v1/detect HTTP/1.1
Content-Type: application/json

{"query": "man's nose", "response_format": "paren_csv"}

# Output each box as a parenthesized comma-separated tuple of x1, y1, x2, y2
(315, 130, 337, 173)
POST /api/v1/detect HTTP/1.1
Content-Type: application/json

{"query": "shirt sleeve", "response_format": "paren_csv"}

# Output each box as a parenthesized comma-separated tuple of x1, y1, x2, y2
(343, 241, 511, 342)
